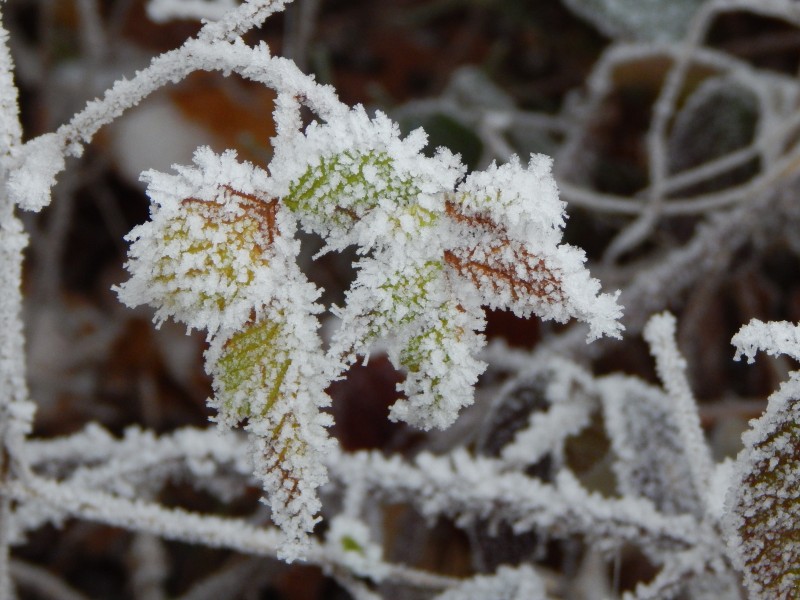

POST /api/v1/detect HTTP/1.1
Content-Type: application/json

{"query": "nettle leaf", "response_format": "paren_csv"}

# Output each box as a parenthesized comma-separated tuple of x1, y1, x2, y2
(725, 319, 800, 598)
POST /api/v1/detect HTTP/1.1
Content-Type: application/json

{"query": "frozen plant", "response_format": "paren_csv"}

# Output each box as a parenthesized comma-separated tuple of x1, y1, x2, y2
(1, 0, 624, 572)
(2, 0, 800, 598)
(114, 91, 622, 556)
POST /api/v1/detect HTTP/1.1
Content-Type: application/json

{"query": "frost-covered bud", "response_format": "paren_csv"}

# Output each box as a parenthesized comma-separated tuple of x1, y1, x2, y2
(116, 148, 282, 335)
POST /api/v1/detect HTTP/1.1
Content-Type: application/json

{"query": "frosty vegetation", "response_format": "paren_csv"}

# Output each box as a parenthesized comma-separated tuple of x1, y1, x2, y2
(1, 0, 800, 598)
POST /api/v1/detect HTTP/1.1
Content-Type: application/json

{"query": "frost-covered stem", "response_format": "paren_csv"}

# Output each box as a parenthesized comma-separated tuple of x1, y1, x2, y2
(643, 313, 714, 507)
(0, 7, 30, 600)
(8, 36, 346, 211)
(8, 476, 456, 591)
(329, 450, 700, 550)
(22, 426, 249, 471)
(198, 0, 294, 43)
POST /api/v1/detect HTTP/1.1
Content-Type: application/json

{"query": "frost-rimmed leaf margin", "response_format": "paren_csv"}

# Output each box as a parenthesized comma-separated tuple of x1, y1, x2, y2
(724, 318, 800, 599)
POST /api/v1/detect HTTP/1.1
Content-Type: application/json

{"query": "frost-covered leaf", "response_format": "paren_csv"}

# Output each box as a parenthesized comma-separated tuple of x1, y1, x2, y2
(273, 105, 463, 251)
(445, 157, 623, 342)
(725, 319, 800, 599)
(389, 300, 486, 430)
(600, 375, 700, 515)
(116, 147, 279, 335)
(205, 294, 335, 560)
(117, 148, 337, 560)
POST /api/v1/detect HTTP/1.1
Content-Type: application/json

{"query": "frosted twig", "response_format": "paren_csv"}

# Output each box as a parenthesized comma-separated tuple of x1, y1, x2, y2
(329, 449, 701, 550)
(732, 319, 800, 364)
(0, 9, 30, 600)
(7, 35, 345, 211)
(643, 313, 714, 508)
(7, 476, 457, 592)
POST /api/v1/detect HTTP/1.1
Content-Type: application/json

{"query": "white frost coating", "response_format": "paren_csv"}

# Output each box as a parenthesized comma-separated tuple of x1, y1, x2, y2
(454, 155, 565, 247)
(6, 19, 341, 211)
(7, 134, 66, 211)
(0, 15, 21, 154)
(204, 294, 336, 561)
(724, 319, 800, 599)
(327, 447, 701, 550)
(324, 516, 388, 582)
(447, 156, 624, 342)
(432, 565, 548, 600)
(116, 147, 277, 335)
(116, 147, 338, 560)
(4, 0, 629, 569)
(276, 106, 621, 430)
(147, 0, 239, 23)
(388, 300, 487, 430)
(599, 375, 700, 515)
(271, 105, 463, 251)
(732, 318, 800, 363)
(708, 459, 734, 523)
(643, 312, 713, 510)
